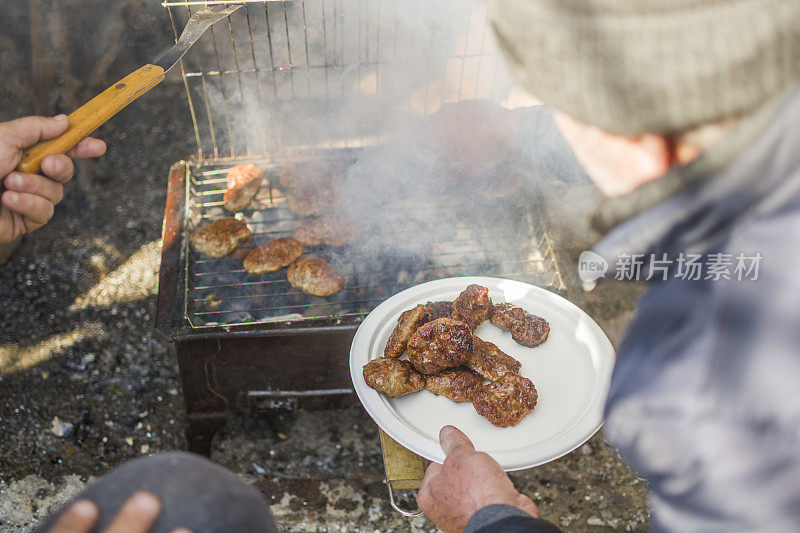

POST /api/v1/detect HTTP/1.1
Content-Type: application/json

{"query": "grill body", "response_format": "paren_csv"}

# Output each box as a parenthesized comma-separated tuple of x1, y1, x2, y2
(156, 0, 567, 454)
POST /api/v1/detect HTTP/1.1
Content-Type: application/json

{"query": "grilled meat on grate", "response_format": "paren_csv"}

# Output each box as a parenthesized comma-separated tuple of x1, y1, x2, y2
(287, 256, 345, 296)
(243, 237, 304, 274)
(424, 368, 483, 402)
(278, 161, 343, 189)
(293, 216, 359, 247)
(468, 336, 522, 381)
(363, 357, 425, 398)
(384, 305, 429, 358)
(452, 284, 493, 331)
(285, 185, 341, 217)
(189, 217, 251, 258)
(407, 317, 473, 374)
(224, 164, 264, 212)
(491, 303, 550, 347)
(472, 373, 537, 427)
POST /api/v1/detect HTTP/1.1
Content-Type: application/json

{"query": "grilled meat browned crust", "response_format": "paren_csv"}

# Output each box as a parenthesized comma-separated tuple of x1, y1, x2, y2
(424, 368, 483, 402)
(472, 373, 537, 427)
(452, 284, 493, 331)
(243, 237, 304, 274)
(224, 164, 264, 212)
(293, 216, 359, 247)
(285, 185, 341, 217)
(384, 305, 429, 358)
(407, 317, 473, 374)
(278, 161, 342, 189)
(363, 357, 425, 398)
(491, 303, 550, 347)
(468, 336, 522, 381)
(189, 217, 251, 258)
(287, 256, 345, 296)
(424, 301, 454, 323)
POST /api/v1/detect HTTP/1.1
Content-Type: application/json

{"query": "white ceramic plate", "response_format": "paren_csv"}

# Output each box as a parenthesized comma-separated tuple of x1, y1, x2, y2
(349, 277, 616, 471)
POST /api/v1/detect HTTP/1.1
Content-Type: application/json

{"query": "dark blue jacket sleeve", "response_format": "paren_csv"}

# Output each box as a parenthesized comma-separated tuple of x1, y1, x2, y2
(466, 504, 563, 533)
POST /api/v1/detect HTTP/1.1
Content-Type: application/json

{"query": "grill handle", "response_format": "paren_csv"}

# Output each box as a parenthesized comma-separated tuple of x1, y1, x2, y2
(16, 64, 165, 174)
(379, 429, 425, 517)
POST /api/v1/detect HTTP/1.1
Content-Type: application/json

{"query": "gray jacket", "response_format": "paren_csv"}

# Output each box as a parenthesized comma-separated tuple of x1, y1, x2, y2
(470, 87, 800, 532)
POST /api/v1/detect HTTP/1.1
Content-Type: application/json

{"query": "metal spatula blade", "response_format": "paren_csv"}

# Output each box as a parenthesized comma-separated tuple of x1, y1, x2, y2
(154, 5, 243, 72)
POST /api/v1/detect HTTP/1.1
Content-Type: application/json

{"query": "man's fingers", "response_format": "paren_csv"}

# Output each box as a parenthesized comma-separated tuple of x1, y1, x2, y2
(419, 461, 442, 492)
(3, 172, 64, 204)
(66, 137, 106, 159)
(1, 190, 54, 225)
(0, 115, 69, 149)
(47, 500, 99, 533)
(105, 492, 161, 533)
(439, 425, 475, 456)
(40, 155, 75, 183)
(515, 494, 541, 519)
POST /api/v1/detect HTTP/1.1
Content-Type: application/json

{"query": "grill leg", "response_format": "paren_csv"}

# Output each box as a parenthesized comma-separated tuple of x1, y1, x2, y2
(176, 342, 230, 457)
(185, 412, 227, 457)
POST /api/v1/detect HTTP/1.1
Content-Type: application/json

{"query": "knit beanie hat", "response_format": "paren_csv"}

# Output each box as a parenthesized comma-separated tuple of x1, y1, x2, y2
(490, 0, 800, 135)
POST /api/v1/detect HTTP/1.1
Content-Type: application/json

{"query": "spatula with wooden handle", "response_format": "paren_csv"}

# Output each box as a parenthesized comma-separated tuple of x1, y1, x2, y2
(15, 5, 242, 175)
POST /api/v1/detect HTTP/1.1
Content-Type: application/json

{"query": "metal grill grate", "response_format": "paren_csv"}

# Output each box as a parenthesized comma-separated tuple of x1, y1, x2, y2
(160, 1, 564, 332)
(163, 0, 521, 158)
(181, 155, 565, 329)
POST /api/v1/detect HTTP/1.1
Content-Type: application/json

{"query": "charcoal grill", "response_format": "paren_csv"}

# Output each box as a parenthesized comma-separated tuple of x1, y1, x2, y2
(154, 0, 567, 455)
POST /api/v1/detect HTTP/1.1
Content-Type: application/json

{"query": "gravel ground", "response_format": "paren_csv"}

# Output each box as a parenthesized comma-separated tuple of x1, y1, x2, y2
(0, 2, 649, 531)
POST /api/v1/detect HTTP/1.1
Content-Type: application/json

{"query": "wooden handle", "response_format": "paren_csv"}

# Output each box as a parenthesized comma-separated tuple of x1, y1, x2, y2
(379, 429, 426, 490)
(16, 64, 165, 174)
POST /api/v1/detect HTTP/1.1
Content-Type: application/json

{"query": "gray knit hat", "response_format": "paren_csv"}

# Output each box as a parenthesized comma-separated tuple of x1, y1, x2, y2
(490, 0, 800, 135)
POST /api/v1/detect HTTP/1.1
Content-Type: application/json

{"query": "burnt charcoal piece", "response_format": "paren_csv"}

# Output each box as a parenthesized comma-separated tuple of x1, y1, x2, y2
(424, 368, 483, 402)
(287, 257, 345, 296)
(243, 238, 304, 274)
(293, 216, 359, 247)
(363, 357, 425, 398)
(189, 217, 251, 258)
(407, 318, 473, 374)
(424, 301, 454, 323)
(468, 337, 522, 381)
(224, 164, 264, 212)
(472, 373, 538, 427)
(384, 305, 429, 358)
(451, 284, 493, 331)
(491, 303, 550, 348)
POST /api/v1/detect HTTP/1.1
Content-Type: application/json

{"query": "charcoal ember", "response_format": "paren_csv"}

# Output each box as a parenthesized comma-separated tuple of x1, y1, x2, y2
(407, 318, 473, 374)
(491, 303, 550, 347)
(451, 284, 493, 331)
